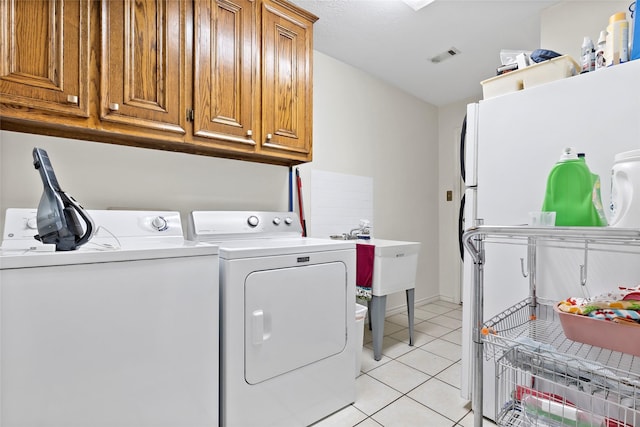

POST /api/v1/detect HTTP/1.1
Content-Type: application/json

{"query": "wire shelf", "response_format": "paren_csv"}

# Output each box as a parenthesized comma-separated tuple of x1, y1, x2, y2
(496, 347, 640, 426)
(462, 226, 640, 427)
(483, 299, 640, 426)
(463, 226, 640, 265)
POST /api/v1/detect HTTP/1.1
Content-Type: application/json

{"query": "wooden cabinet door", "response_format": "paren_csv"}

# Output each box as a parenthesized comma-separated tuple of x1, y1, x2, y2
(193, 0, 256, 148)
(0, 0, 90, 117)
(101, 0, 185, 134)
(260, 0, 315, 159)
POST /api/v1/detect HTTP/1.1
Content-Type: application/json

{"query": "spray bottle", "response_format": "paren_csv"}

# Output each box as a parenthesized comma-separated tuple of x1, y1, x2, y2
(581, 36, 595, 72)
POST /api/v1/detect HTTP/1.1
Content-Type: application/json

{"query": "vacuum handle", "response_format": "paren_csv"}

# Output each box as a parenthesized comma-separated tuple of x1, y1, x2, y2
(33, 148, 62, 191)
(60, 191, 95, 247)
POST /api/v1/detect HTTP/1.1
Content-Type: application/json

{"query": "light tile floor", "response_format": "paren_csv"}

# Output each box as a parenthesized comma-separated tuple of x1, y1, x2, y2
(313, 300, 497, 427)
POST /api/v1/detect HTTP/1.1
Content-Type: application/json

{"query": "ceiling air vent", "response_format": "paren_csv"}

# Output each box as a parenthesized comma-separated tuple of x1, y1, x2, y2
(430, 47, 461, 64)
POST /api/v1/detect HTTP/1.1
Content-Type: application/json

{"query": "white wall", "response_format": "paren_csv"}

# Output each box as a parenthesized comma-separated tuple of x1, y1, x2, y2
(0, 50, 440, 313)
(0, 132, 289, 228)
(300, 51, 440, 311)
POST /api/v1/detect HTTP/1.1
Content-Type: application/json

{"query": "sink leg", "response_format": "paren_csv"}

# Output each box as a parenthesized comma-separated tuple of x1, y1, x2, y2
(406, 288, 415, 346)
(370, 295, 386, 361)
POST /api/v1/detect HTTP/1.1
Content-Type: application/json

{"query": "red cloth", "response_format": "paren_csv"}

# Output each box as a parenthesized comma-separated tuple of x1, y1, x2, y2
(356, 243, 375, 288)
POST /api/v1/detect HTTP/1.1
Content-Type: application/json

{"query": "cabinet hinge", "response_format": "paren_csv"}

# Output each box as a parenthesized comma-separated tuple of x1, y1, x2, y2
(186, 109, 195, 122)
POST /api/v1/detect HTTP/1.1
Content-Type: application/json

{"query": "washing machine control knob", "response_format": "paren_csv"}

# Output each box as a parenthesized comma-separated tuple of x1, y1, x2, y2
(284, 217, 293, 225)
(247, 215, 259, 227)
(26, 217, 38, 229)
(151, 216, 168, 231)
(273, 217, 281, 225)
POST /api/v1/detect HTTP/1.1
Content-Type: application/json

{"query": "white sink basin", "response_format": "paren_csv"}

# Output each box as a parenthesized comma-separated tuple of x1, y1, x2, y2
(357, 239, 420, 296)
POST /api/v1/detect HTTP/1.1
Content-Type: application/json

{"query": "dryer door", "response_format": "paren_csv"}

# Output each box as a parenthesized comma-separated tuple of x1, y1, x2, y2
(244, 262, 347, 385)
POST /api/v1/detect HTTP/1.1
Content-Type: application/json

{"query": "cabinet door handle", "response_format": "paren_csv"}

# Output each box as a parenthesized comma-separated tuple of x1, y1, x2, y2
(246, 129, 253, 137)
(266, 133, 272, 141)
(109, 103, 120, 111)
(66, 95, 79, 104)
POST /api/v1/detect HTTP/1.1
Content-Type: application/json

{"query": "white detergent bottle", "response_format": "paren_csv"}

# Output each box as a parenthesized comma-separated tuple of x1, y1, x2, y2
(606, 12, 629, 66)
(610, 149, 640, 228)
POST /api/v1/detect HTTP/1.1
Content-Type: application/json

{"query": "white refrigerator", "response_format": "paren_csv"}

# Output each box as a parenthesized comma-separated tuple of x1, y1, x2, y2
(460, 59, 640, 421)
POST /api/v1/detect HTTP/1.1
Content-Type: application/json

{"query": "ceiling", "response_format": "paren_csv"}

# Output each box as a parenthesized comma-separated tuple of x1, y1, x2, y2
(288, 0, 562, 106)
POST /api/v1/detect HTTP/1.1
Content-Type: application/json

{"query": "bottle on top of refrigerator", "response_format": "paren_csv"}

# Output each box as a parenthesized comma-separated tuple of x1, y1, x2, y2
(581, 36, 595, 72)
(632, 1, 640, 60)
(541, 148, 607, 226)
(605, 12, 629, 66)
(595, 30, 607, 69)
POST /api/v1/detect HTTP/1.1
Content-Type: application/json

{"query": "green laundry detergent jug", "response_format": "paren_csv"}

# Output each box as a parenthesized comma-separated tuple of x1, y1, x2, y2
(541, 148, 607, 226)
(579, 153, 607, 224)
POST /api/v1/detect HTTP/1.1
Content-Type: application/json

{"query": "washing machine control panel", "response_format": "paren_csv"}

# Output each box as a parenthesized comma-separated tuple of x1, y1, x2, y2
(243, 213, 297, 232)
(2, 209, 185, 251)
(189, 211, 303, 241)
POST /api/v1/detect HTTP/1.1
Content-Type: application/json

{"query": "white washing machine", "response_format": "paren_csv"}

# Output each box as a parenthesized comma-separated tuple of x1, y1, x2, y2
(188, 211, 356, 427)
(0, 208, 219, 427)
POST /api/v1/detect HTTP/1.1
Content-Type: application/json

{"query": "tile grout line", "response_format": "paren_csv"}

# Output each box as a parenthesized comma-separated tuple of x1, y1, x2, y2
(351, 305, 467, 427)
(364, 339, 462, 421)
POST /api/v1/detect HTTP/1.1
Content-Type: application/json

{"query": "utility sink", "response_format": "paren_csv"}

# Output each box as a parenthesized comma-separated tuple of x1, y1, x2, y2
(357, 239, 421, 361)
(362, 239, 420, 296)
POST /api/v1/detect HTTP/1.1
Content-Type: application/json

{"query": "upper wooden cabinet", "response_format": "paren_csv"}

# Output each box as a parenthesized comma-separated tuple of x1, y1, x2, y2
(101, 0, 186, 134)
(0, 0, 90, 118)
(261, 0, 315, 159)
(193, 0, 257, 149)
(0, 0, 317, 166)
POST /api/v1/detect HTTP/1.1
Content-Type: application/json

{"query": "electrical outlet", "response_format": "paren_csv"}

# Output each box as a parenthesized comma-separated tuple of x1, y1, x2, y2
(446, 190, 453, 201)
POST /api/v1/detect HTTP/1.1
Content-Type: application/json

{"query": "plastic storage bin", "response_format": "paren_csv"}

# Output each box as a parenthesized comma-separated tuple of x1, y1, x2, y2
(554, 303, 640, 357)
(355, 303, 368, 377)
(481, 55, 580, 99)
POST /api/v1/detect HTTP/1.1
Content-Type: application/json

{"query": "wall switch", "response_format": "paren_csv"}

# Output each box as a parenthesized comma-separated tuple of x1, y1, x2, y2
(446, 190, 453, 201)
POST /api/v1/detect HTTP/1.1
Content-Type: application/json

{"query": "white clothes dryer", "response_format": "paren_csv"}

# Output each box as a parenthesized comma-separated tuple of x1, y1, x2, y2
(0, 209, 219, 427)
(188, 211, 356, 427)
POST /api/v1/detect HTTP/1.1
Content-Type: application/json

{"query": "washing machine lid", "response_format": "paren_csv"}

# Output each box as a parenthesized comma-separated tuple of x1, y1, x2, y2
(0, 242, 218, 269)
(217, 237, 354, 259)
(1, 209, 218, 269)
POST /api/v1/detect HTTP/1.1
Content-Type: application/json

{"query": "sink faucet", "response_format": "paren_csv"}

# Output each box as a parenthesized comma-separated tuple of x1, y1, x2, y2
(349, 227, 362, 238)
(348, 220, 371, 239)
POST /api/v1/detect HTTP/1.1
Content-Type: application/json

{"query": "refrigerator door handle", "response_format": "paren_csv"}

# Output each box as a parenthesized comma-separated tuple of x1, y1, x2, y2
(464, 103, 479, 187)
(460, 114, 467, 183)
(458, 193, 466, 260)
